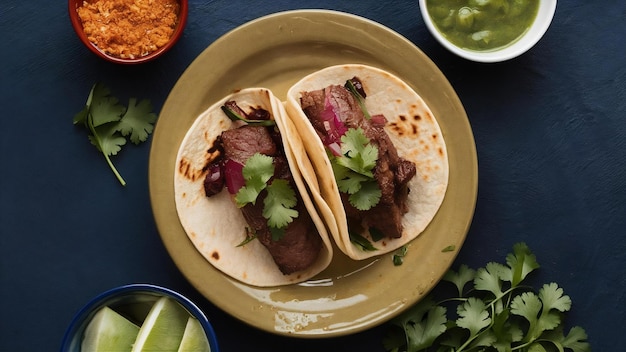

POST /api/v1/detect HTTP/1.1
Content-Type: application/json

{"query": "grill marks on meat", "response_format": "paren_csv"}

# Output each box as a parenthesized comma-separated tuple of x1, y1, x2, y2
(218, 125, 322, 275)
(300, 84, 416, 239)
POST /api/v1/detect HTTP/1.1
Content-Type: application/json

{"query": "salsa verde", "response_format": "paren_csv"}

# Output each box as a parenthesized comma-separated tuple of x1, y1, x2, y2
(426, 0, 540, 51)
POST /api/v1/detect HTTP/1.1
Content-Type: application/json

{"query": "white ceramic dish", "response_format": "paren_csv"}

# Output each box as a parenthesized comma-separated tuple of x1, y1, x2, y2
(419, 0, 557, 63)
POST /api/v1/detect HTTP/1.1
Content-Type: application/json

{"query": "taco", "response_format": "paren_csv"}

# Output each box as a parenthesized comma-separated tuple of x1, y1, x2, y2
(174, 88, 333, 287)
(285, 64, 449, 260)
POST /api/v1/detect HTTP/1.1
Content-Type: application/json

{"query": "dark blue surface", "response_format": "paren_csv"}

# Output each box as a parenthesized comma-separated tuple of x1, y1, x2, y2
(1, 1, 624, 351)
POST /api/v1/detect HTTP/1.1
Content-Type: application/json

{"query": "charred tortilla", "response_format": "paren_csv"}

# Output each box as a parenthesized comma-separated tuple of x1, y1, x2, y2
(174, 88, 333, 287)
(285, 64, 449, 260)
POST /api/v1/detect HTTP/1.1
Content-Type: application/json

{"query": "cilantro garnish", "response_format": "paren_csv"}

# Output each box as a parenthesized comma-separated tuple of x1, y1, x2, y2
(236, 228, 257, 247)
(349, 232, 378, 251)
(235, 153, 275, 206)
(263, 179, 298, 230)
(73, 83, 157, 186)
(234, 153, 298, 241)
(383, 243, 590, 352)
(392, 246, 408, 266)
(331, 128, 381, 210)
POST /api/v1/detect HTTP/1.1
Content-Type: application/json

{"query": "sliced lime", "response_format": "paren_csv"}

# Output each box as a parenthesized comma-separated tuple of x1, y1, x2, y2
(177, 317, 211, 352)
(131, 296, 190, 352)
(81, 306, 139, 352)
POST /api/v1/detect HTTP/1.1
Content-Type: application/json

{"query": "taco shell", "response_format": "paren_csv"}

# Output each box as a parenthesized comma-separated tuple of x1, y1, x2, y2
(285, 64, 449, 260)
(174, 88, 333, 287)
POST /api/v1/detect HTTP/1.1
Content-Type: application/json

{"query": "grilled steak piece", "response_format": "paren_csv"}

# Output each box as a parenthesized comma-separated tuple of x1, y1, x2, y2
(221, 125, 278, 164)
(220, 125, 322, 275)
(241, 194, 321, 275)
(300, 82, 416, 239)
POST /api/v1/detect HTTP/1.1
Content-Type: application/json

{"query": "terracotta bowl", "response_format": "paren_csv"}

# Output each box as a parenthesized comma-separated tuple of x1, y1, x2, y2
(68, 0, 188, 64)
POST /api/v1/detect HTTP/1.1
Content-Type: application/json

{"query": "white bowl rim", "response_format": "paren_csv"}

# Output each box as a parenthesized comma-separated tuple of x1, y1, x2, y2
(419, 0, 557, 63)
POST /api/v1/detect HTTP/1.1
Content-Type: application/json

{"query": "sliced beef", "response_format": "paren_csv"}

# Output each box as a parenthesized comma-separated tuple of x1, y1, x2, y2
(300, 82, 416, 239)
(220, 125, 322, 275)
(221, 125, 278, 163)
(241, 194, 321, 275)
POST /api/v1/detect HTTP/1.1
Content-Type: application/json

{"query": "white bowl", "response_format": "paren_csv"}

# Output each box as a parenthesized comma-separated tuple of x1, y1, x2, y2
(419, 0, 557, 63)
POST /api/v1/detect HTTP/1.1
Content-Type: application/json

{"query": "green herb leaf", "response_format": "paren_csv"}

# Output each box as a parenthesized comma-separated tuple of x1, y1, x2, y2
(474, 262, 508, 299)
(331, 127, 381, 211)
(561, 326, 591, 352)
(386, 297, 447, 352)
(235, 153, 274, 207)
(337, 128, 378, 176)
(234, 153, 299, 239)
(507, 242, 540, 286)
(392, 246, 407, 266)
(456, 297, 491, 337)
(263, 179, 299, 230)
(382, 243, 590, 352)
(348, 180, 381, 211)
(443, 264, 475, 297)
(345, 79, 372, 120)
(349, 232, 377, 251)
(73, 83, 156, 186)
(236, 228, 257, 247)
(117, 98, 157, 144)
(442, 245, 456, 252)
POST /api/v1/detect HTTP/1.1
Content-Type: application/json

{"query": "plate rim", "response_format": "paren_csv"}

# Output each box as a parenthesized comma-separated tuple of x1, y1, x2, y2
(149, 9, 478, 338)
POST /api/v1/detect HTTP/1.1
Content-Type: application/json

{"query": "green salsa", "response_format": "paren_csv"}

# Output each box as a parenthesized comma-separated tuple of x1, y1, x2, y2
(426, 0, 540, 51)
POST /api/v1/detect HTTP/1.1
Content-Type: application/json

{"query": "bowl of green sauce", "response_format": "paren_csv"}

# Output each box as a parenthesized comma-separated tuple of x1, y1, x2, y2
(420, 0, 556, 62)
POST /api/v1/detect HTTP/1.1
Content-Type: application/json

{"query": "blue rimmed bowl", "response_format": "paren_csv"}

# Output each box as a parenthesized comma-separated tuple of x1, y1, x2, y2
(60, 284, 219, 352)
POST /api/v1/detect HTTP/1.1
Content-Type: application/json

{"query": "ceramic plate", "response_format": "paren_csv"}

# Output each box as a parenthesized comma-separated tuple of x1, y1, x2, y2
(150, 9, 477, 337)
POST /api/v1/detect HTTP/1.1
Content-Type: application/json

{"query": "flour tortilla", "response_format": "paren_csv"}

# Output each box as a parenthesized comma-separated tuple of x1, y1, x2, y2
(174, 88, 333, 287)
(285, 65, 449, 260)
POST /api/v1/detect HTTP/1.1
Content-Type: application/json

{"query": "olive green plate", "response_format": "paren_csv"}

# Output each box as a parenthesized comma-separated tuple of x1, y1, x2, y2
(149, 9, 477, 337)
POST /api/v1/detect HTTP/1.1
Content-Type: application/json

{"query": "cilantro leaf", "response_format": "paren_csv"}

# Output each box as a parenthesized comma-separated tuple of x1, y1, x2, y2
(561, 326, 591, 352)
(91, 122, 127, 156)
(382, 243, 590, 352)
(348, 180, 381, 211)
(474, 262, 508, 299)
(349, 232, 377, 251)
(73, 83, 156, 186)
(235, 153, 274, 207)
(330, 127, 381, 211)
(387, 297, 447, 352)
(443, 264, 476, 296)
(89, 83, 125, 127)
(539, 282, 572, 314)
(263, 179, 298, 229)
(456, 297, 491, 337)
(506, 242, 540, 286)
(337, 128, 378, 176)
(392, 246, 407, 266)
(233, 153, 299, 239)
(118, 98, 157, 144)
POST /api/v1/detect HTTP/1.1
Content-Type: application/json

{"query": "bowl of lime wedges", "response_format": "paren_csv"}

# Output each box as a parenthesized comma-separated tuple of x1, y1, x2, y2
(60, 284, 219, 352)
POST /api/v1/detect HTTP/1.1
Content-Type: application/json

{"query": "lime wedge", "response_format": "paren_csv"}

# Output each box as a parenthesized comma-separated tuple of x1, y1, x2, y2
(177, 317, 211, 352)
(81, 306, 140, 352)
(131, 296, 190, 352)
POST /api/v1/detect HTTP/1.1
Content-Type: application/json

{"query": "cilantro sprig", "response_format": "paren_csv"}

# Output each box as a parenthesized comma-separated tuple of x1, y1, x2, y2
(234, 153, 299, 241)
(331, 127, 381, 210)
(73, 83, 156, 186)
(383, 243, 590, 352)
